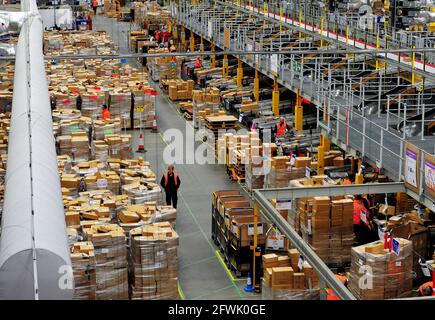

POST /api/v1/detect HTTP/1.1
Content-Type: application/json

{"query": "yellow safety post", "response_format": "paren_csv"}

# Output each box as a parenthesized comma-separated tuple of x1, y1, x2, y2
(237, 57, 243, 88)
(375, 33, 380, 70)
(323, 104, 329, 122)
(294, 90, 303, 131)
(200, 36, 204, 51)
(253, 69, 259, 101)
(411, 46, 416, 85)
(279, 7, 283, 32)
(317, 145, 325, 175)
(320, 15, 325, 47)
(172, 20, 178, 39)
(355, 159, 364, 184)
(222, 54, 228, 77)
(181, 26, 186, 45)
(190, 30, 195, 52)
(346, 25, 351, 58)
(263, 2, 267, 26)
(322, 135, 330, 152)
(298, 7, 302, 38)
(272, 81, 279, 116)
(167, 19, 172, 33)
(211, 45, 216, 69)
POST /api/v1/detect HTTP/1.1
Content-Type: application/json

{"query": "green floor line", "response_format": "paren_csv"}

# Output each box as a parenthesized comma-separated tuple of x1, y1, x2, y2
(191, 284, 234, 300)
(179, 255, 217, 270)
(178, 281, 186, 300)
(215, 250, 247, 282)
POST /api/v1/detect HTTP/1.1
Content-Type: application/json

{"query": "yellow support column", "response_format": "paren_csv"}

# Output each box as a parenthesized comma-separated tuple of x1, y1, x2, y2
(222, 54, 228, 77)
(346, 25, 351, 58)
(200, 36, 204, 51)
(411, 46, 416, 85)
(253, 69, 259, 101)
(322, 135, 330, 152)
(167, 19, 172, 33)
(181, 26, 186, 45)
(172, 20, 178, 39)
(294, 90, 303, 131)
(211, 45, 216, 69)
(317, 145, 325, 175)
(320, 16, 325, 47)
(355, 159, 364, 184)
(237, 57, 243, 88)
(279, 7, 283, 32)
(298, 7, 302, 38)
(272, 81, 279, 116)
(375, 33, 380, 70)
(190, 31, 195, 52)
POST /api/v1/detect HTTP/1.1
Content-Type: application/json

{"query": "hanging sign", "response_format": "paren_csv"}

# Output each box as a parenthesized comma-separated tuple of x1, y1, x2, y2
(276, 199, 292, 210)
(136, 106, 144, 113)
(392, 238, 400, 256)
(424, 153, 435, 198)
(405, 147, 418, 188)
(248, 223, 263, 236)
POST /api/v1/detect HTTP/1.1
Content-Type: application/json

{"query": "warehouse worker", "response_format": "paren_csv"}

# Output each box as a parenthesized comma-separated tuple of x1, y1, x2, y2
(101, 104, 111, 120)
(273, 116, 292, 138)
(419, 282, 434, 296)
(92, 0, 98, 15)
(353, 195, 373, 245)
(160, 165, 181, 209)
(326, 271, 348, 300)
(79, 177, 87, 193)
(194, 56, 202, 68)
(169, 40, 176, 53)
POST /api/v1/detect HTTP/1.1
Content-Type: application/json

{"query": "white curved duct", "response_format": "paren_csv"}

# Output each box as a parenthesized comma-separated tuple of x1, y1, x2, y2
(0, 2, 73, 300)
(0, 11, 38, 35)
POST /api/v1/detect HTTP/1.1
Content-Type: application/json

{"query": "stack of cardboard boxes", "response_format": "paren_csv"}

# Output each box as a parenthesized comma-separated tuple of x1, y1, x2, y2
(70, 242, 97, 300)
(166, 79, 195, 101)
(129, 222, 179, 299)
(132, 89, 157, 129)
(147, 48, 182, 81)
(298, 195, 354, 265)
(349, 239, 413, 299)
(84, 224, 129, 300)
(265, 156, 306, 188)
(192, 87, 220, 128)
(262, 249, 320, 300)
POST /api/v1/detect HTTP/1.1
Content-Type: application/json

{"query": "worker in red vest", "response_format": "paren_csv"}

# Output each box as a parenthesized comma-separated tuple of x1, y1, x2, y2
(274, 117, 292, 137)
(194, 56, 202, 68)
(160, 165, 181, 209)
(419, 282, 434, 296)
(326, 273, 348, 300)
(154, 30, 160, 43)
(353, 195, 373, 245)
(92, 0, 98, 15)
(101, 104, 110, 120)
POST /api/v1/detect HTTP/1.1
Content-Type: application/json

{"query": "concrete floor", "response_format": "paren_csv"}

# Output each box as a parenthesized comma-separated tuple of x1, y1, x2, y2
(94, 14, 258, 300)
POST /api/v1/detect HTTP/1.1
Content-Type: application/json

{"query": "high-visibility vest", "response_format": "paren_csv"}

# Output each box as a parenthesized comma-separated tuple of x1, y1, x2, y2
(194, 57, 202, 68)
(275, 122, 286, 137)
(101, 109, 110, 120)
(342, 178, 352, 185)
(163, 173, 179, 189)
(419, 281, 434, 296)
(353, 199, 369, 226)
(92, 0, 98, 7)
(326, 275, 347, 300)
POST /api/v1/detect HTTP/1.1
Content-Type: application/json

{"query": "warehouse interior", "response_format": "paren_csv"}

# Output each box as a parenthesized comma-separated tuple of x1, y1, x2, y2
(0, 0, 434, 301)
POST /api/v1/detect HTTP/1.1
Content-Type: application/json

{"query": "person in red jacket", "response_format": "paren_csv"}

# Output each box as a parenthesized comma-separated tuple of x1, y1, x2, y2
(160, 165, 181, 209)
(101, 104, 111, 120)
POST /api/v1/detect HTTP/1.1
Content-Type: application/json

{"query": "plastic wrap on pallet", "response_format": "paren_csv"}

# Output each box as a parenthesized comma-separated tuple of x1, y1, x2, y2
(59, 118, 92, 136)
(245, 162, 265, 191)
(129, 222, 179, 300)
(93, 118, 122, 140)
(348, 239, 414, 300)
(104, 134, 133, 160)
(133, 88, 156, 129)
(52, 109, 81, 122)
(261, 280, 320, 300)
(81, 93, 105, 120)
(70, 241, 97, 300)
(84, 224, 129, 300)
(53, 94, 78, 110)
(121, 181, 162, 204)
(109, 93, 131, 129)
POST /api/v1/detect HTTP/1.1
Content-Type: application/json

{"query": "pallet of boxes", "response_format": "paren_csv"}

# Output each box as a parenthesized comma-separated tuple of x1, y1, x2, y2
(264, 155, 307, 188)
(166, 79, 194, 102)
(262, 249, 320, 300)
(348, 238, 413, 299)
(192, 87, 220, 129)
(129, 222, 179, 299)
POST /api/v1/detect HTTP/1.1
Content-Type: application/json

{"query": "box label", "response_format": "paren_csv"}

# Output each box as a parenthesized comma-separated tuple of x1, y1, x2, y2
(267, 235, 284, 250)
(298, 255, 304, 270)
(97, 179, 108, 188)
(248, 223, 263, 236)
(405, 149, 418, 187)
(276, 199, 292, 210)
(392, 238, 400, 256)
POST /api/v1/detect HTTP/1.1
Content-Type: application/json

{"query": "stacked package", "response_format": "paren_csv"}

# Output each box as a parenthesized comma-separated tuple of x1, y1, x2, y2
(349, 239, 413, 299)
(132, 88, 157, 129)
(84, 224, 129, 300)
(52, 109, 81, 122)
(109, 93, 132, 129)
(192, 87, 221, 127)
(58, 118, 92, 137)
(104, 134, 133, 160)
(84, 170, 121, 195)
(81, 93, 106, 120)
(70, 241, 97, 300)
(122, 180, 162, 204)
(129, 222, 179, 299)
(261, 250, 320, 300)
(57, 131, 90, 163)
(147, 48, 182, 81)
(93, 119, 122, 140)
(265, 156, 306, 188)
(299, 195, 354, 265)
(164, 79, 194, 101)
